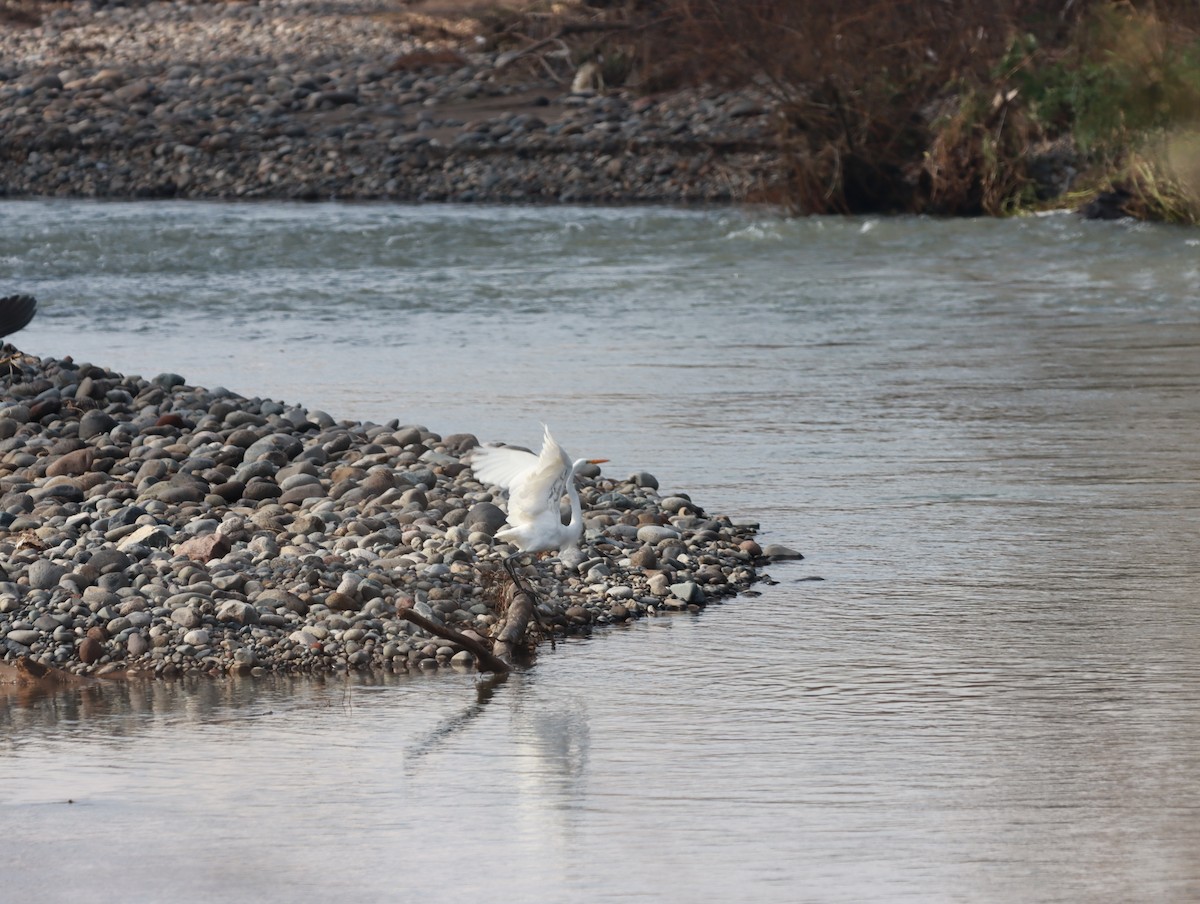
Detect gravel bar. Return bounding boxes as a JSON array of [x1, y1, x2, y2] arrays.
[[0, 0, 780, 203], [0, 348, 771, 678]]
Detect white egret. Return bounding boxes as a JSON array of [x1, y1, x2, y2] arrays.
[[470, 425, 607, 600]]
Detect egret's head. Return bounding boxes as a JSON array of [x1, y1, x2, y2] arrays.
[[572, 457, 608, 478]]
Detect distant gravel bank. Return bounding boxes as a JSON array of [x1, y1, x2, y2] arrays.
[[0, 348, 778, 678], [0, 0, 779, 202]]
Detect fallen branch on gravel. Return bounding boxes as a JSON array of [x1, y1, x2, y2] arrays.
[[398, 604, 511, 674]]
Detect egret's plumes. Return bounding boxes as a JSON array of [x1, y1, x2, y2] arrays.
[[470, 425, 606, 556]]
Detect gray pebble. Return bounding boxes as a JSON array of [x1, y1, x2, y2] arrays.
[[762, 544, 805, 561], [669, 581, 706, 604], [171, 607, 202, 629], [637, 524, 680, 544], [27, 561, 65, 590], [183, 629, 210, 646]]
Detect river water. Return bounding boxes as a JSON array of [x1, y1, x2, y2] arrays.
[[2, 201, 1199, 903]]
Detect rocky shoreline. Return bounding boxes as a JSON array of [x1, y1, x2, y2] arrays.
[[0, 0, 779, 203], [0, 348, 791, 679]]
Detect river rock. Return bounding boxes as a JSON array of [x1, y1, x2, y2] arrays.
[[216, 600, 258, 625], [46, 448, 96, 477], [78, 636, 103, 663], [739, 539, 763, 557], [465, 502, 507, 535], [279, 484, 326, 505], [87, 548, 133, 574], [183, 628, 210, 646], [141, 480, 207, 504], [637, 524, 680, 544], [176, 533, 231, 562], [117, 524, 173, 551], [171, 607, 202, 629], [669, 581, 705, 604], [628, 471, 659, 489], [27, 561, 65, 590], [5, 629, 39, 646], [762, 544, 804, 561], [628, 545, 658, 569], [78, 410, 117, 440]]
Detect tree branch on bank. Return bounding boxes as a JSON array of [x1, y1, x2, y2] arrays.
[[398, 603, 512, 674]]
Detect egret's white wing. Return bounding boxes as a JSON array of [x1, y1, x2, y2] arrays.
[[506, 427, 572, 526], [470, 444, 540, 491]]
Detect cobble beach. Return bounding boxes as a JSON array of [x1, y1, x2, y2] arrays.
[[0, 0, 779, 202], [0, 349, 785, 678]]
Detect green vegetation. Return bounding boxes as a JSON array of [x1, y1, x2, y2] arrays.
[[1002, 4, 1200, 220], [633, 0, 1200, 220]]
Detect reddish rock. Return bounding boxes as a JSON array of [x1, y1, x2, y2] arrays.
[[360, 471, 395, 495], [28, 398, 61, 421], [564, 605, 591, 624], [278, 484, 326, 505], [77, 472, 110, 492], [629, 545, 659, 569], [175, 533, 231, 562], [324, 591, 360, 612], [210, 480, 246, 502], [78, 637, 103, 664], [45, 447, 96, 477], [243, 480, 282, 501], [86, 625, 108, 642]]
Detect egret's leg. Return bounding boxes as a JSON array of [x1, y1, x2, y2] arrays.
[[503, 553, 536, 602], [502, 553, 549, 635]]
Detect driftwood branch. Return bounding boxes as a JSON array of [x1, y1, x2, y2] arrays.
[[492, 585, 536, 662], [398, 605, 511, 674]]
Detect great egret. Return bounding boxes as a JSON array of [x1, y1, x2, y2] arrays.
[[470, 425, 607, 602]]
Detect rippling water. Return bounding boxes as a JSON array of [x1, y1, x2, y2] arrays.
[[2, 201, 1200, 902]]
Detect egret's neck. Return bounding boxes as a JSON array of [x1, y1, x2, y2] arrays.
[[566, 478, 583, 531]]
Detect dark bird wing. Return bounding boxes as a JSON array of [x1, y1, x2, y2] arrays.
[[0, 295, 37, 338]]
